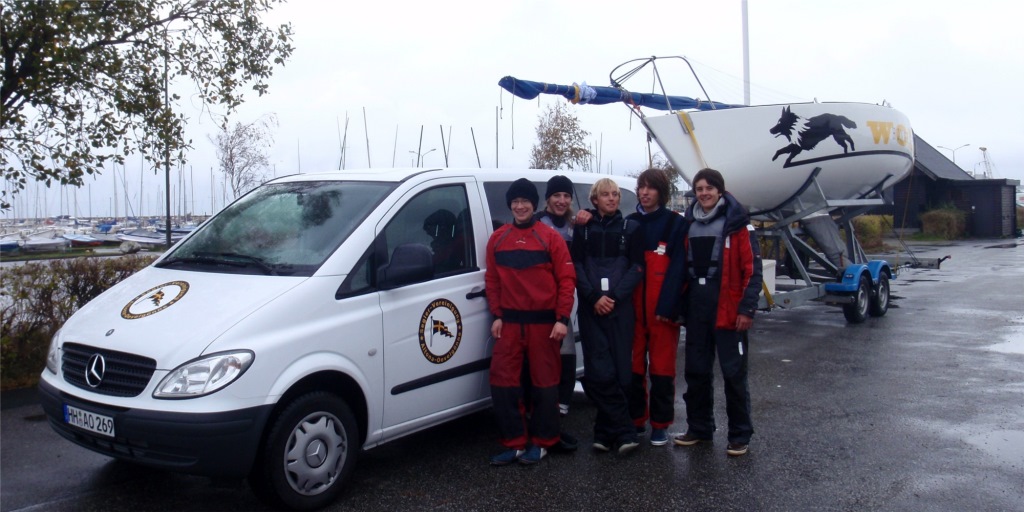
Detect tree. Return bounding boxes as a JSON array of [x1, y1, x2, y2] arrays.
[[211, 114, 276, 198], [529, 102, 592, 172], [0, 1, 294, 210]]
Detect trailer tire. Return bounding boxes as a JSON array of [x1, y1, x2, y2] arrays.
[[249, 392, 358, 511], [869, 274, 890, 317], [842, 274, 870, 323]]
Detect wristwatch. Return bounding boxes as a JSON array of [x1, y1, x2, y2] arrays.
[[558, 316, 571, 326]]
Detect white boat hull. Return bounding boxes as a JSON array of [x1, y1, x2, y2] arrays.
[[643, 102, 914, 215]]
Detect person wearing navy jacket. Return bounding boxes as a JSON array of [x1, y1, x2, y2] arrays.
[[571, 178, 645, 454], [626, 168, 688, 446], [660, 168, 763, 457]]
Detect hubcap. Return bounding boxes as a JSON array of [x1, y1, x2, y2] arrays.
[[284, 412, 347, 496]]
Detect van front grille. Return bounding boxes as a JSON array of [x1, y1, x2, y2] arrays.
[[62, 342, 156, 397]]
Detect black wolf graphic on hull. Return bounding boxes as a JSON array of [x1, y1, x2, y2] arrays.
[[769, 106, 857, 166]]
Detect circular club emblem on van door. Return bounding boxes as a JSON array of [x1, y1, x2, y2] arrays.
[[418, 299, 462, 364], [121, 281, 190, 320]]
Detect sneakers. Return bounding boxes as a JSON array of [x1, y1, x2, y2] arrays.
[[672, 432, 709, 447], [592, 439, 612, 452], [726, 443, 749, 457], [550, 431, 578, 453], [650, 428, 669, 446], [635, 425, 647, 436], [519, 445, 547, 464], [489, 448, 525, 466], [617, 436, 640, 454]]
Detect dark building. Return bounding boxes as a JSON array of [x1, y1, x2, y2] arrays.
[[886, 135, 1019, 238]]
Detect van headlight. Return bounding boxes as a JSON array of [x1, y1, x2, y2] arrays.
[[45, 329, 61, 374], [153, 351, 254, 399]]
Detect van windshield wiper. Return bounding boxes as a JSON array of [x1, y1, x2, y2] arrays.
[[158, 252, 279, 275]]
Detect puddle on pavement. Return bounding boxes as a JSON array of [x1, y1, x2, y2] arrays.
[[983, 243, 1020, 249], [987, 326, 1024, 355], [965, 430, 1024, 467]]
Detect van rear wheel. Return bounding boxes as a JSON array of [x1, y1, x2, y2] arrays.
[[250, 392, 358, 511]]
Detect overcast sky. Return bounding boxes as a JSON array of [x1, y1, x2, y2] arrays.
[[9, 0, 1023, 219]]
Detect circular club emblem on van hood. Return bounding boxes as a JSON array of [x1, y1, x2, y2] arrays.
[[418, 299, 462, 364], [120, 281, 190, 320]]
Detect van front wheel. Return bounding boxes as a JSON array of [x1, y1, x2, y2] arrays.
[[250, 392, 359, 511]]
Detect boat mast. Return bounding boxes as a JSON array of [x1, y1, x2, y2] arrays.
[[742, 0, 751, 106]]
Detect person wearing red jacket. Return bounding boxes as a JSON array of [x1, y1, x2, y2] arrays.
[[486, 178, 577, 466], [662, 168, 763, 457]]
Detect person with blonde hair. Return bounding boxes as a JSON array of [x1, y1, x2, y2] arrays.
[[571, 178, 645, 454]]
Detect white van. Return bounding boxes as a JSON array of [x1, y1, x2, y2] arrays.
[[39, 168, 639, 510]]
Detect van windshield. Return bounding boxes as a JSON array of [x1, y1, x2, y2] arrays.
[[159, 181, 394, 276]]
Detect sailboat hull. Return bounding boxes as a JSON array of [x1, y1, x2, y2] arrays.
[[643, 102, 914, 214]]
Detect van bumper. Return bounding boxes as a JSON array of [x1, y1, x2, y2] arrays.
[[38, 379, 274, 479]]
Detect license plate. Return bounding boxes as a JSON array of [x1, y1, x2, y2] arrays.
[[64, 404, 115, 437]]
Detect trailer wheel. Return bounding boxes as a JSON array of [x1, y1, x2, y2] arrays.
[[842, 274, 870, 323], [249, 392, 358, 511], [869, 274, 890, 317]]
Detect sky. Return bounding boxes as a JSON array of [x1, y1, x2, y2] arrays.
[[6, 0, 1023, 219]]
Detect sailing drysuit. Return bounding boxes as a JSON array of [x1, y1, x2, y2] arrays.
[[660, 191, 762, 445], [571, 209, 644, 446], [625, 205, 687, 431], [485, 218, 576, 450], [536, 210, 577, 413]]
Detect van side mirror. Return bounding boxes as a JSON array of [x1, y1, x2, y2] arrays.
[[377, 243, 434, 289]]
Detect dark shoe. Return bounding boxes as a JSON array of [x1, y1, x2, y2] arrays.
[[673, 432, 710, 447], [550, 431, 578, 453], [592, 439, 612, 452], [635, 425, 647, 435], [489, 448, 525, 466], [617, 437, 640, 454], [726, 443, 749, 457], [650, 428, 669, 446], [519, 445, 547, 464]]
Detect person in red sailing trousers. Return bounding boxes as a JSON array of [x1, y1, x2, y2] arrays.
[[486, 178, 577, 466], [626, 168, 688, 447]]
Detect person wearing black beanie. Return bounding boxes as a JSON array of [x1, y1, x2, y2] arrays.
[[545, 175, 574, 201], [505, 178, 539, 211], [486, 177, 576, 466]]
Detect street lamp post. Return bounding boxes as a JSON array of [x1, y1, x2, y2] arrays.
[[420, 148, 437, 167], [408, 148, 437, 167], [937, 143, 970, 164]]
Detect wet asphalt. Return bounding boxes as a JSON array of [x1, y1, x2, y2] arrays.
[[2, 239, 1022, 512]]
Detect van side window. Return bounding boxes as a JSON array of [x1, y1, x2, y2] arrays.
[[339, 184, 474, 298]]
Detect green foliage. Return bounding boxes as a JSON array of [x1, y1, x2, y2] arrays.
[[529, 103, 592, 172], [852, 215, 892, 252], [0, 255, 156, 390], [1, 0, 295, 209], [920, 207, 967, 239]]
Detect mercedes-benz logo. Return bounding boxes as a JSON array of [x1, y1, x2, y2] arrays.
[[85, 354, 106, 388]]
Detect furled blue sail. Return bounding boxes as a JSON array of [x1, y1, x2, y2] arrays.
[[498, 76, 739, 111]]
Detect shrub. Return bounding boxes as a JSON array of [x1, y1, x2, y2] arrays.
[[0, 255, 156, 390], [919, 207, 967, 239], [851, 215, 892, 252]]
